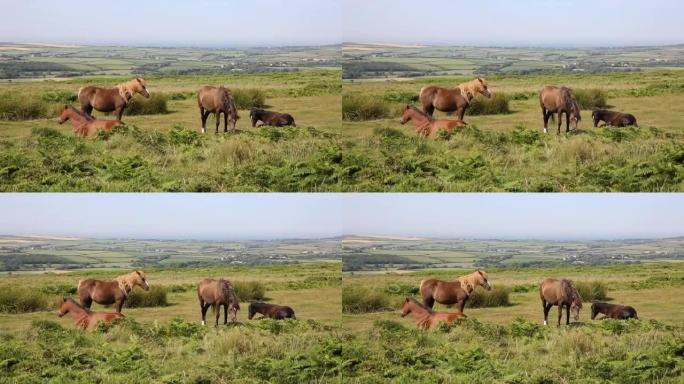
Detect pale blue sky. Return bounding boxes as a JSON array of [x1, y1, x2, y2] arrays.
[[344, 0, 684, 46], [0, 0, 341, 47], [0, 194, 681, 240]]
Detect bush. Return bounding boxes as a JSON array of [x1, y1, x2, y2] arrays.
[[383, 91, 418, 104], [0, 286, 51, 313], [233, 281, 266, 301], [342, 285, 393, 313], [466, 285, 511, 308], [575, 281, 609, 301], [124, 286, 168, 308], [342, 93, 392, 121], [41, 90, 77, 104], [168, 125, 202, 146], [124, 93, 168, 115], [0, 92, 48, 120], [574, 89, 608, 109], [384, 283, 419, 296], [466, 93, 511, 115], [233, 89, 266, 110], [41, 284, 77, 296]]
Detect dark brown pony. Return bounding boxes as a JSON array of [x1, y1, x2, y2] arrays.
[[591, 109, 637, 127], [540, 278, 583, 326], [250, 108, 296, 127], [400, 297, 466, 330], [197, 86, 239, 134], [77, 270, 149, 313], [591, 302, 638, 320], [58, 297, 124, 330], [399, 105, 466, 138], [539, 86, 582, 134], [78, 77, 149, 120], [247, 302, 296, 320], [197, 278, 240, 326], [419, 78, 492, 120], [419, 270, 492, 312], [58, 105, 123, 137]]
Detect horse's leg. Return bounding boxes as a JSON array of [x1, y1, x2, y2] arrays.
[[423, 103, 435, 117], [566, 304, 571, 325], [80, 292, 93, 309], [422, 291, 435, 309], [458, 107, 465, 122], [223, 304, 228, 325], [542, 108, 550, 134], [215, 112, 220, 134], [215, 305, 220, 326], [82, 104, 94, 119], [200, 107, 208, 134], [565, 112, 570, 133], [200, 302, 209, 325], [557, 112, 563, 135], [116, 299, 125, 313], [542, 301, 551, 326], [224, 112, 228, 133], [116, 107, 124, 122], [459, 298, 466, 313], [557, 305, 563, 326]]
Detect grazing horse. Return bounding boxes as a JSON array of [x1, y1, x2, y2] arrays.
[[399, 105, 466, 138], [197, 86, 239, 134], [400, 297, 466, 330], [591, 109, 638, 127], [419, 78, 492, 120], [197, 278, 240, 326], [57, 105, 123, 137], [591, 302, 638, 320], [250, 108, 296, 127], [540, 278, 583, 326], [58, 297, 124, 330], [77, 270, 149, 313], [539, 86, 582, 134], [78, 77, 150, 121], [419, 270, 492, 312], [247, 302, 296, 320]]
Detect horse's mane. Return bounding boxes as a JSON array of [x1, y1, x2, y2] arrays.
[[406, 105, 434, 121], [457, 78, 487, 100], [117, 78, 146, 101], [63, 297, 92, 314], [219, 279, 240, 309], [457, 270, 486, 293], [560, 279, 582, 305], [115, 271, 144, 295]]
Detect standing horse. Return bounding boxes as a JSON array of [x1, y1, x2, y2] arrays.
[[197, 278, 240, 326], [77, 270, 149, 313], [539, 86, 582, 134], [419, 270, 492, 312], [78, 77, 150, 121], [58, 297, 124, 330], [540, 278, 583, 326], [58, 105, 123, 137], [399, 105, 466, 138], [591, 302, 638, 320], [247, 302, 296, 320], [400, 297, 466, 330], [249, 108, 296, 127], [591, 109, 638, 127], [197, 86, 239, 134], [419, 78, 492, 120]]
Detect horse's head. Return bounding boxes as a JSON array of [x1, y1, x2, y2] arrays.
[[399, 105, 413, 124], [247, 303, 256, 320], [229, 301, 240, 322], [591, 110, 601, 127], [590, 302, 599, 320], [476, 270, 492, 290], [571, 297, 583, 321], [57, 105, 71, 124], [134, 270, 150, 291], [400, 297, 413, 317], [57, 298, 70, 317], [571, 103, 582, 130], [135, 78, 150, 98], [476, 78, 492, 98]]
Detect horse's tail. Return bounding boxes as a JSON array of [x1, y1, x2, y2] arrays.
[[419, 86, 430, 101], [77, 279, 85, 291]]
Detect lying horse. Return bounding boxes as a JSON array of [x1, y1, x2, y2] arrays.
[[539, 86, 582, 134], [197, 86, 239, 134], [78, 77, 149, 120], [591, 302, 638, 320], [248, 302, 296, 320], [591, 109, 637, 127], [58, 105, 123, 137], [540, 278, 582, 326], [77, 270, 150, 313], [419, 77, 492, 120], [197, 278, 240, 326], [249, 108, 296, 127], [400, 297, 466, 330], [419, 270, 492, 312], [58, 297, 123, 330], [399, 105, 466, 138]]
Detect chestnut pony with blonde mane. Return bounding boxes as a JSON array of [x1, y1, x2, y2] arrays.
[[78, 77, 150, 121], [419, 78, 492, 120], [77, 270, 150, 313], [400, 297, 466, 330], [58, 297, 124, 330], [540, 278, 583, 326], [419, 270, 492, 312]]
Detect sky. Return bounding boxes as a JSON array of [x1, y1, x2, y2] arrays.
[[0, 0, 341, 47], [344, 0, 684, 47], [0, 194, 681, 240]]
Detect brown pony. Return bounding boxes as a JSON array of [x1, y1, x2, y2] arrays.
[[400, 297, 466, 330], [591, 302, 638, 320], [419, 78, 492, 120], [58, 297, 124, 330], [539, 86, 582, 134], [58, 105, 123, 137], [197, 278, 240, 326], [247, 302, 296, 320], [399, 105, 466, 138], [540, 278, 583, 326], [78, 77, 149, 120], [591, 109, 637, 127], [77, 270, 150, 313], [250, 108, 296, 127], [419, 270, 492, 312], [197, 86, 239, 134]]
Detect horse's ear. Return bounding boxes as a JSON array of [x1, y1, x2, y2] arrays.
[[64, 105, 69, 110], [63, 297, 67, 302]]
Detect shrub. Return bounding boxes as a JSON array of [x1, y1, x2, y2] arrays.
[[575, 281, 609, 301], [383, 91, 418, 104], [41, 90, 77, 104], [383, 283, 419, 296], [466, 285, 511, 308], [574, 89, 608, 109], [510, 125, 542, 145], [124, 93, 168, 115], [0, 92, 48, 120], [168, 125, 202, 146], [41, 284, 77, 296], [0, 286, 51, 313], [509, 317, 545, 338], [124, 286, 168, 308], [342, 93, 391, 121], [342, 285, 393, 313], [233, 89, 266, 109], [233, 281, 266, 301], [466, 93, 511, 115]]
